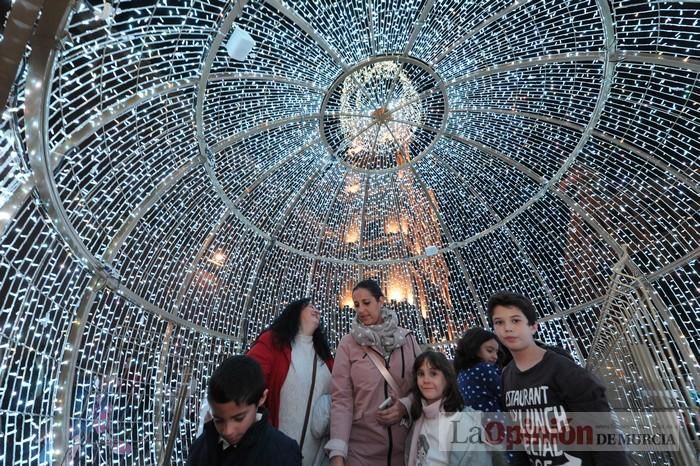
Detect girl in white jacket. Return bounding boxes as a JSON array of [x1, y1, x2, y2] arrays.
[[406, 351, 493, 466]]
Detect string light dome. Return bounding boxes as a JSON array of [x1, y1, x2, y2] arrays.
[[0, 0, 698, 464]]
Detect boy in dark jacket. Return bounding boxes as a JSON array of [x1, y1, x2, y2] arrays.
[[188, 355, 301, 466], [487, 291, 629, 466]]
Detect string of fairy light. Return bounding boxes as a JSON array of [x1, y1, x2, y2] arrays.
[[0, 0, 698, 464]]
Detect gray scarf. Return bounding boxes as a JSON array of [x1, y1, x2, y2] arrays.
[[350, 307, 406, 357]]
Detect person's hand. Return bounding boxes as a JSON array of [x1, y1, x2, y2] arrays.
[[376, 398, 407, 426], [330, 456, 345, 466]]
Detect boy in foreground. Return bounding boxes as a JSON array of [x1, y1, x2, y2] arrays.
[[188, 355, 301, 466], [488, 291, 629, 466]]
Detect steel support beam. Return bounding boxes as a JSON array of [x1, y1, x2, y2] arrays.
[[450, 107, 698, 192], [430, 0, 534, 65], [0, 0, 46, 106], [403, 0, 433, 56], [264, 0, 348, 71]]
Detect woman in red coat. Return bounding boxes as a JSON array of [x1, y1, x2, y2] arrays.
[[247, 298, 334, 466]]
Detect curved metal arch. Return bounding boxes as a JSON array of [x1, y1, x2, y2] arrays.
[[304, 170, 354, 294], [211, 113, 321, 154], [383, 52, 608, 120], [231, 136, 322, 204], [430, 0, 618, 260], [195, 97, 695, 267], [103, 158, 201, 260], [381, 122, 441, 256], [54, 275, 104, 466], [188, 0, 625, 270], [205, 119, 379, 253], [317, 54, 449, 175], [403, 69, 614, 273], [429, 0, 536, 65], [432, 153, 544, 322], [445, 51, 608, 87], [191, 0, 336, 280], [38, 0, 698, 278], [20, 4, 128, 464], [368, 0, 438, 117], [47, 53, 699, 189], [616, 52, 700, 73], [450, 107, 698, 192], [380, 114, 487, 329], [208, 72, 327, 93], [427, 150, 561, 326], [238, 238, 274, 343], [237, 158, 362, 342], [186, 118, 633, 270], [389, 120, 546, 182], [407, 163, 489, 329], [21, 0, 688, 294], [21, 5, 249, 461], [367, 1, 376, 56], [195, 0, 249, 160], [228, 116, 379, 236], [50, 72, 324, 170], [50, 77, 199, 166], [532, 245, 700, 350], [264, 0, 349, 72], [237, 158, 336, 342], [152, 209, 232, 454], [0, 0, 45, 106], [403, 0, 434, 56], [241, 24, 616, 266], [26, 5, 109, 276], [10, 1, 699, 465]]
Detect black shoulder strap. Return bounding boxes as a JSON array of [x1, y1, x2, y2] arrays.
[[298, 353, 318, 450]]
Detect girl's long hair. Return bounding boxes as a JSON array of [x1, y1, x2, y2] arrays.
[[454, 327, 498, 372], [260, 298, 332, 361], [410, 351, 464, 420]]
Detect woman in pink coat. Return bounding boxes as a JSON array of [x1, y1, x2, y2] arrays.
[[327, 279, 422, 466]]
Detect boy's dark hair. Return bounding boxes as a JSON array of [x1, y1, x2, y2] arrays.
[[260, 298, 333, 361], [208, 355, 265, 405], [454, 327, 499, 372], [353, 278, 384, 300], [410, 351, 464, 421], [486, 291, 537, 326]]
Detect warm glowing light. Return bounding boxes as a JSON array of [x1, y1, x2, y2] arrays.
[[339, 61, 422, 156], [400, 218, 409, 234], [386, 275, 414, 305], [345, 226, 359, 243], [387, 284, 405, 302], [385, 219, 400, 234], [208, 251, 226, 266], [340, 294, 354, 308]]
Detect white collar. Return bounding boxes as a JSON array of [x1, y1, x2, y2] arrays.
[[219, 436, 232, 450]]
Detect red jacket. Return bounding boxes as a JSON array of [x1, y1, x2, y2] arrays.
[[247, 330, 334, 427]]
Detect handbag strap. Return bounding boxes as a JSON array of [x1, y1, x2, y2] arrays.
[[364, 348, 401, 397], [299, 352, 318, 450]]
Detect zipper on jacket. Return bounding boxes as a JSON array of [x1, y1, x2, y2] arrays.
[[386, 425, 392, 466]]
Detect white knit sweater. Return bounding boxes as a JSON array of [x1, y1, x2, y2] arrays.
[[279, 333, 331, 466]]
